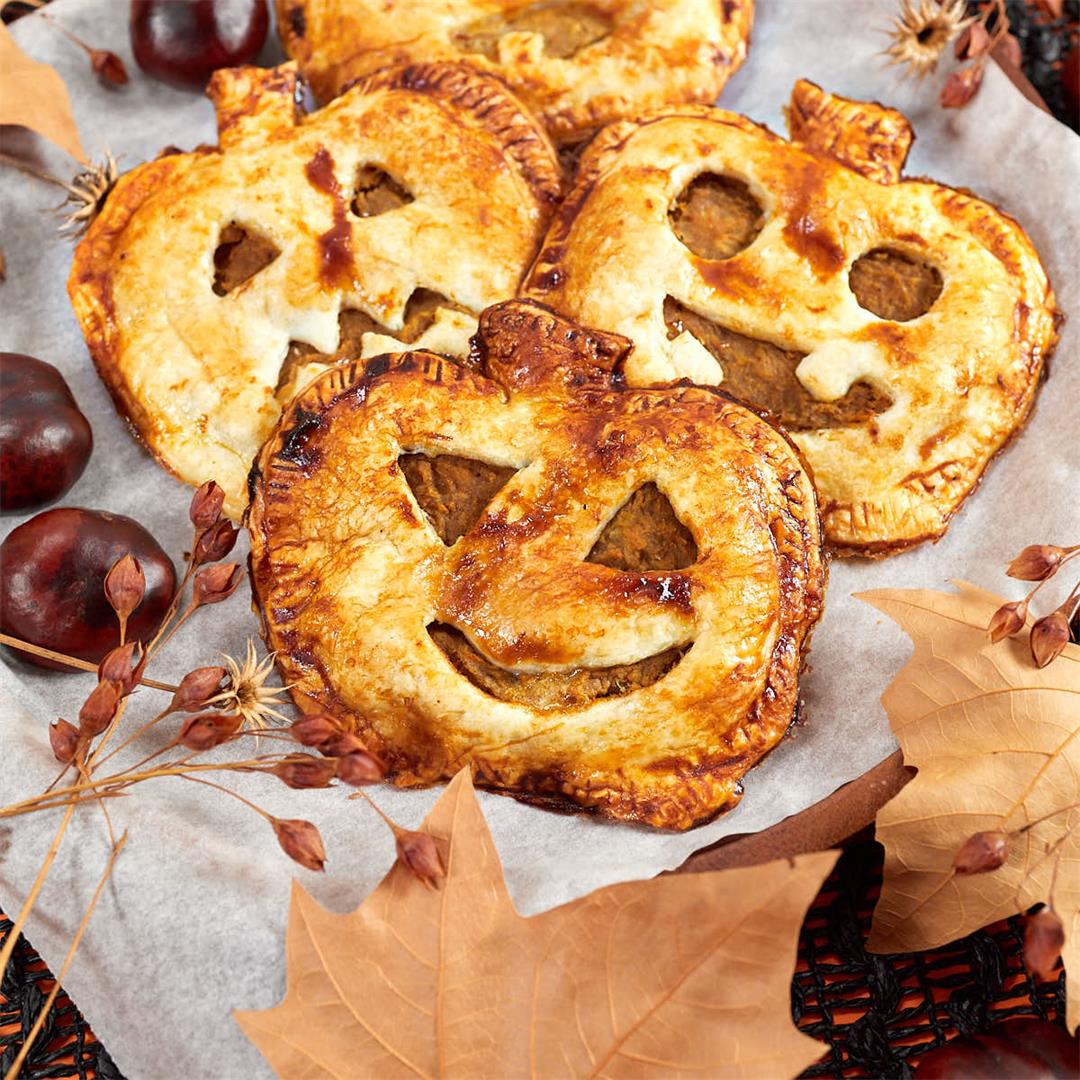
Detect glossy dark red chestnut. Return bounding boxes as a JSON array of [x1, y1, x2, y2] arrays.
[[1, 353, 93, 512], [130, 0, 269, 89], [0, 508, 176, 670], [914, 1018, 1078, 1078]]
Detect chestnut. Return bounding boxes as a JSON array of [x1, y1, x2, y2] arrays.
[[130, 0, 269, 90], [1, 353, 93, 512], [1, 508, 176, 670]]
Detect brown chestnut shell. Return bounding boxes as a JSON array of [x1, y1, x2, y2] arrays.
[[0, 507, 176, 670]]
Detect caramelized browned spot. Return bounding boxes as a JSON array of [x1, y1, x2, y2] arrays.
[[277, 291, 474, 396], [849, 248, 942, 321], [670, 174, 764, 261], [455, 2, 613, 60], [400, 453, 516, 545], [212, 223, 280, 296], [587, 483, 697, 571], [430, 624, 687, 710], [351, 164, 414, 218], [664, 297, 892, 431]]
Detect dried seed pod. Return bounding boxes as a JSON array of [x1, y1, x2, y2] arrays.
[[1007, 544, 1067, 581], [97, 641, 140, 694], [49, 718, 80, 763], [291, 713, 343, 749], [169, 666, 227, 713], [272, 817, 326, 872], [394, 828, 445, 889], [91, 48, 128, 85], [337, 750, 385, 787], [1023, 908, 1064, 982], [78, 678, 122, 737], [1030, 610, 1070, 669], [988, 598, 1027, 643], [103, 553, 145, 622], [321, 731, 368, 758], [192, 562, 243, 606], [940, 63, 984, 109], [953, 830, 1008, 874], [271, 755, 338, 790], [194, 519, 238, 565], [954, 21, 990, 61], [177, 711, 241, 751], [189, 480, 225, 529]]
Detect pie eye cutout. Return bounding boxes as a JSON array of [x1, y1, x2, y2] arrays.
[[350, 163, 414, 218], [428, 622, 688, 709], [664, 298, 892, 430], [250, 299, 827, 827], [400, 452, 518, 546], [455, 2, 614, 61], [277, 291, 474, 400], [849, 247, 943, 321], [586, 483, 698, 571], [669, 173, 765, 261], [211, 223, 280, 295]]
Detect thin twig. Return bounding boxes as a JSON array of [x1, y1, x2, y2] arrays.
[[0, 633, 177, 693], [0, 802, 75, 981], [3, 832, 128, 1080], [179, 773, 273, 820]]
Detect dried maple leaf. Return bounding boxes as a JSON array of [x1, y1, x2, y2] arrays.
[[236, 771, 836, 1078], [0, 23, 86, 163], [859, 582, 1080, 1032]]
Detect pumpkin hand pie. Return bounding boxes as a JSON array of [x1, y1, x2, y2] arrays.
[[523, 80, 1059, 555], [275, 0, 753, 146], [248, 300, 826, 829], [68, 61, 561, 520]]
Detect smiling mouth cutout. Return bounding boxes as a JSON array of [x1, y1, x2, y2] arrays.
[[402, 456, 697, 709]]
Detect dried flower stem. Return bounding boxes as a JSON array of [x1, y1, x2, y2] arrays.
[[0, 632, 178, 692], [178, 773, 274, 821], [2, 831, 127, 1080], [0, 802, 75, 984], [0, 150, 81, 192], [0, 757, 297, 821]]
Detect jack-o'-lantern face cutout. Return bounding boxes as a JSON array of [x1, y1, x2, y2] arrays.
[[275, 0, 753, 146], [524, 80, 1059, 555], [248, 301, 826, 829], [69, 62, 561, 520]]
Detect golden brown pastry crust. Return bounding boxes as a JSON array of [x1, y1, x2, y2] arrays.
[[68, 61, 561, 520], [523, 81, 1059, 556], [248, 300, 826, 829], [275, 0, 754, 144]]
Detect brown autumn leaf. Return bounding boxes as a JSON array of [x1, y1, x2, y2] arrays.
[[236, 770, 836, 1078], [858, 582, 1080, 1033], [0, 23, 86, 163]]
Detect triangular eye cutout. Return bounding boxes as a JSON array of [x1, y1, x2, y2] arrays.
[[400, 453, 517, 546], [587, 483, 697, 572], [212, 222, 280, 295]]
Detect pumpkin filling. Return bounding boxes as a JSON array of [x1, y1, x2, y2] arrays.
[[664, 297, 893, 430], [351, 164, 413, 218], [455, 2, 613, 60], [404, 457, 692, 707], [849, 247, 943, 321], [670, 173, 765, 261], [211, 223, 280, 295], [278, 289, 472, 395]]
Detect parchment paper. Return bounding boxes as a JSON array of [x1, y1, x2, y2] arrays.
[[1, 1, 1077, 1076]]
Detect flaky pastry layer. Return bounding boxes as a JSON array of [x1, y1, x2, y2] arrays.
[[248, 301, 826, 829], [522, 81, 1059, 555], [68, 61, 561, 519], [276, 0, 753, 144]]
